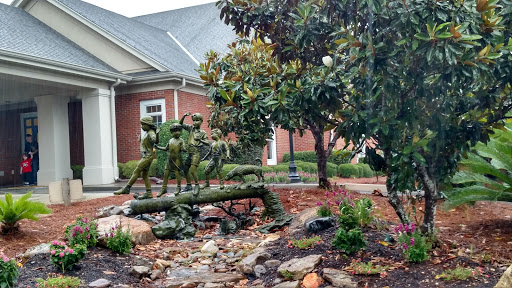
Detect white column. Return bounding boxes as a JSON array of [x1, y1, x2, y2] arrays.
[[81, 89, 115, 185], [34, 95, 73, 185]]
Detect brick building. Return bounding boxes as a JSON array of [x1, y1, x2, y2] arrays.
[[0, 0, 342, 187]]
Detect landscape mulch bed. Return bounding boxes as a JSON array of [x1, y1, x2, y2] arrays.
[[1, 183, 512, 288]]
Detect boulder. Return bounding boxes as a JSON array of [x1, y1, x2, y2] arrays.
[[21, 243, 51, 261], [495, 264, 512, 288], [277, 255, 323, 280], [88, 278, 111, 288], [257, 233, 281, 247], [322, 268, 357, 288], [130, 266, 151, 278], [254, 264, 267, 278], [97, 215, 156, 246], [288, 208, 318, 236], [236, 248, 271, 274], [264, 259, 281, 268], [154, 259, 173, 272], [273, 281, 300, 288], [150, 269, 162, 281], [302, 273, 323, 288], [304, 217, 335, 235], [161, 271, 245, 288], [201, 240, 219, 257]]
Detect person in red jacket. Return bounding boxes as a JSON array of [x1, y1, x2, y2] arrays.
[[20, 153, 32, 185]]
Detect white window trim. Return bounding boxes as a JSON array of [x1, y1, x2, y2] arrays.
[[140, 98, 166, 126], [266, 127, 277, 166]]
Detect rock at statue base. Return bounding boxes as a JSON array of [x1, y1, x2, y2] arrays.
[[96, 215, 156, 246]]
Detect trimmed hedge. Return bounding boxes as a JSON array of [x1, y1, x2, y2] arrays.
[[356, 163, 374, 178], [119, 159, 158, 179], [282, 150, 353, 165], [71, 165, 84, 180], [327, 162, 338, 178], [337, 163, 360, 178]]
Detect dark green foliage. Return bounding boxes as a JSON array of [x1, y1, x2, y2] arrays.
[[0, 192, 52, 233], [355, 163, 375, 178], [327, 162, 338, 178], [119, 159, 158, 179], [0, 252, 19, 288], [70, 165, 84, 180], [65, 216, 98, 247], [283, 151, 352, 165], [271, 163, 303, 173], [332, 228, 365, 254], [221, 164, 240, 179], [261, 166, 273, 173], [337, 164, 360, 178], [50, 242, 87, 273], [225, 142, 263, 165], [106, 223, 133, 254], [443, 127, 512, 209], [337, 201, 358, 230]]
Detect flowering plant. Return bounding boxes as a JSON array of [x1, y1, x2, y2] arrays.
[[65, 215, 98, 247], [49, 241, 87, 273], [35, 273, 82, 288], [106, 222, 132, 254], [0, 251, 21, 288], [395, 222, 429, 263], [286, 235, 322, 249], [346, 258, 389, 278], [436, 266, 488, 281]]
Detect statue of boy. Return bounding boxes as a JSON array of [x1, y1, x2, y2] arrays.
[[179, 112, 209, 195], [156, 123, 185, 197], [201, 129, 230, 189], [114, 116, 157, 199]]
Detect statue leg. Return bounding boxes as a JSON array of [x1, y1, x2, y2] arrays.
[[137, 170, 153, 199], [202, 160, 214, 189], [157, 169, 170, 197], [217, 160, 224, 189], [189, 165, 200, 196], [114, 164, 140, 195], [174, 168, 182, 196], [182, 155, 193, 192]]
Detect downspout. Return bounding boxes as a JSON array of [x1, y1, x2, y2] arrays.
[[110, 78, 122, 181], [174, 78, 186, 119]]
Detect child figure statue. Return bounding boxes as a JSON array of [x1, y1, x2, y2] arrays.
[[114, 116, 157, 200], [179, 112, 209, 195], [201, 129, 230, 189], [156, 123, 185, 197]]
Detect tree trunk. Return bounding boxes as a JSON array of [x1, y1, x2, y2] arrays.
[[384, 149, 410, 224], [130, 183, 286, 219], [416, 164, 438, 235], [310, 124, 330, 189]]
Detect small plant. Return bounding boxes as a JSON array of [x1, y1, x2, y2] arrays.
[[332, 227, 365, 255], [65, 215, 98, 247], [106, 222, 133, 254], [0, 251, 21, 288], [286, 235, 322, 249], [395, 223, 429, 263], [354, 197, 374, 227], [49, 241, 87, 273], [280, 269, 294, 280], [35, 273, 82, 288], [317, 200, 333, 217], [0, 192, 52, 233], [347, 258, 389, 277], [436, 266, 486, 281]]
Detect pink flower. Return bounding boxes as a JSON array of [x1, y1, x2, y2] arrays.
[[86, 235, 90, 240], [68, 249, 73, 254], [85, 227, 89, 231], [403, 244, 409, 250], [59, 252, 65, 258], [317, 201, 323, 206], [2, 256, 9, 263], [410, 222, 415, 232], [110, 232, 114, 238], [51, 250, 56, 255], [52, 240, 59, 245], [394, 226, 399, 233], [410, 238, 415, 246], [327, 200, 331, 205], [398, 223, 403, 232], [60, 242, 65, 246]]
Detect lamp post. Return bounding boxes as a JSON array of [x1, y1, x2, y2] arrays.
[[288, 131, 301, 183]]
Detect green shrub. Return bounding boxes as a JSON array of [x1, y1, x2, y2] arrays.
[[332, 227, 365, 254], [226, 142, 263, 165], [272, 163, 303, 173], [106, 223, 133, 254], [221, 164, 240, 179], [437, 266, 485, 281], [282, 150, 353, 165], [119, 159, 158, 179], [338, 200, 358, 230], [355, 163, 374, 178], [70, 165, 84, 180], [0, 192, 52, 233], [261, 166, 273, 173], [36, 274, 82, 288], [354, 198, 374, 228], [337, 164, 360, 178], [295, 161, 317, 173], [154, 120, 190, 178], [0, 251, 20, 287], [395, 223, 429, 263], [354, 165, 364, 178], [327, 162, 338, 178], [196, 160, 209, 180]]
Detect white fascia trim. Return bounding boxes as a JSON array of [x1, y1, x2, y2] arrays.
[[166, 32, 200, 66], [129, 72, 204, 87], [46, 0, 169, 72], [0, 49, 130, 82]]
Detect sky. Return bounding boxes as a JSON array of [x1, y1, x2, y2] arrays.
[[0, 0, 218, 17]]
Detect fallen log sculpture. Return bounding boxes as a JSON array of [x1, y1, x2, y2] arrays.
[[130, 182, 293, 237]]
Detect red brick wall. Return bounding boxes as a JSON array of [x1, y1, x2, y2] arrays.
[[0, 107, 35, 186]]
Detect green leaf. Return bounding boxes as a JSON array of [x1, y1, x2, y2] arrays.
[[414, 33, 430, 41], [437, 32, 453, 39], [460, 34, 483, 41]]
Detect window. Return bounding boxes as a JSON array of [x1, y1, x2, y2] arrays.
[[140, 99, 166, 127], [266, 127, 277, 165]]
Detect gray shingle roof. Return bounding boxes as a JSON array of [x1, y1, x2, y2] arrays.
[[133, 3, 238, 63], [0, 3, 118, 73], [54, 0, 200, 77]]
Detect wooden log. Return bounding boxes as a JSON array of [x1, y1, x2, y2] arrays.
[[130, 182, 287, 219]]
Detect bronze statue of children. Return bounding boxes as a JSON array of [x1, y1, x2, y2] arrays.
[[179, 112, 209, 195], [202, 129, 230, 189], [156, 123, 185, 197], [114, 116, 157, 200]]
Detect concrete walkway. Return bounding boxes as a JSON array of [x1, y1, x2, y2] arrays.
[[1, 181, 387, 205]]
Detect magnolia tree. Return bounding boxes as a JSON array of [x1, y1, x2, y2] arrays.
[[335, 0, 512, 233], [199, 1, 352, 188]]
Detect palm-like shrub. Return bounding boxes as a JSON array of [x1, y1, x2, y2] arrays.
[[442, 127, 512, 209], [0, 192, 52, 233]]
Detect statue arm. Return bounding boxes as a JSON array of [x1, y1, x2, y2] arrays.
[[224, 142, 231, 159], [202, 146, 212, 161], [179, 113, 190, 125]]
